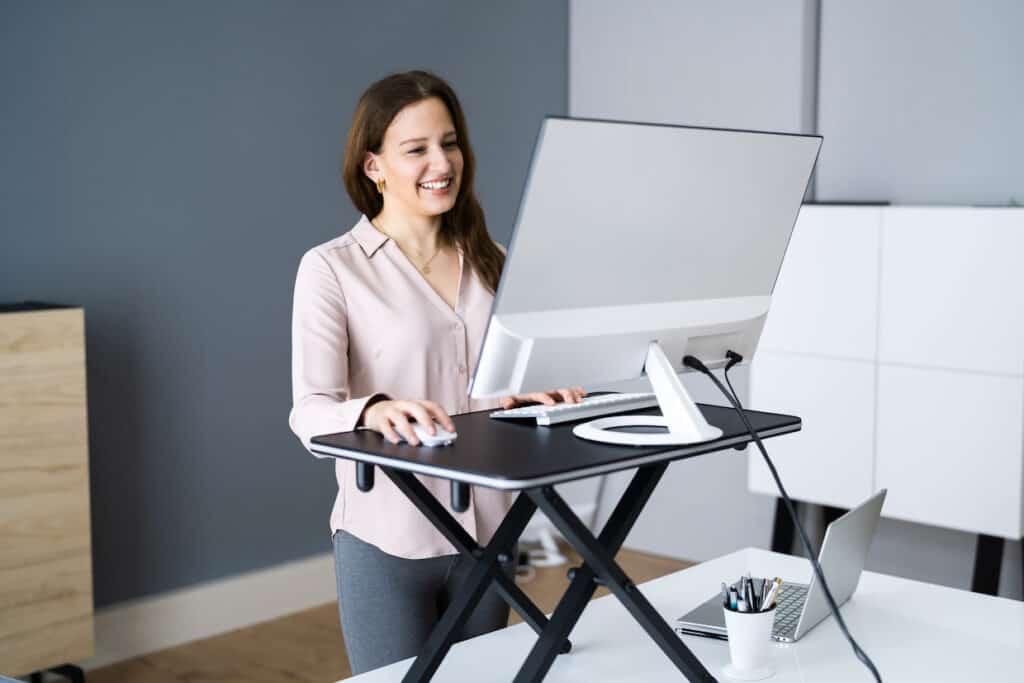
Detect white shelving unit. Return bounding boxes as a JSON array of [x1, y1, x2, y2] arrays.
[[749, 205, 1024, 592]]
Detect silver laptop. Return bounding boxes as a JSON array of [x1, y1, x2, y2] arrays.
[[676, 489, 886, 643]]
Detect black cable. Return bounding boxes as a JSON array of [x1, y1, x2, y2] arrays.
[[684, 352, 883, 683]]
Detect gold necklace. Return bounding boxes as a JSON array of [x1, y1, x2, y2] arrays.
[[373, 220, 442, 274], [418, 247, 442, 274]]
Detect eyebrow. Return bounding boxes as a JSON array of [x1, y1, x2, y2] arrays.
[[399, 131, 458, 146]]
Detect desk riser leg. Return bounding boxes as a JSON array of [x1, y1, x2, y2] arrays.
[[493, 571, 567, 645], [383, 470, 564, 643], [383, 470, 479, 556], [513, 464, 669, 683], [401, 494, 537, 683], [513, 564, 598, 683], [530, 486, 716, 683]]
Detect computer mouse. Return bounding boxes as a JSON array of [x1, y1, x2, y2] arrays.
[[404, 422, 458, 447]]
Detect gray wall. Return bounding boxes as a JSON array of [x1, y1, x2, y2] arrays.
[[816, 0, 1024, 204], [570, 0, 1022, 600], [0, 1, 567, 607]]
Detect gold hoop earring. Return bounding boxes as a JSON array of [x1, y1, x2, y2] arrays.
[[375, 178, 385, 194]]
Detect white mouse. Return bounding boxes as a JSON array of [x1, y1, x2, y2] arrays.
[[403, 422, 458, 447]]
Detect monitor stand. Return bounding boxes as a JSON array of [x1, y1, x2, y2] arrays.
[[573, 341, 724, 446]]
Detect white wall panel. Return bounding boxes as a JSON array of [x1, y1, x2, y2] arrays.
[[878, 208, 1024, 376], [760, 205, 880, 360], [876, 365, 1023, 538], [749, 352, 875, 508]]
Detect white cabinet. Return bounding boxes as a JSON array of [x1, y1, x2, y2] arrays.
[[875, 365, 1023, 538], [878, 208, 1024, 375], [749, 205, 1024, 541], [750, 205, 880, 511], [749, 353, 875, 509], [758, 205, 881, 360]]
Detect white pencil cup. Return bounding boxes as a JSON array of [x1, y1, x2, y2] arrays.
[[722, 603, 776, 680]]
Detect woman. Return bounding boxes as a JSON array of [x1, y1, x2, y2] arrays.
[[289, 71, 584, 674]]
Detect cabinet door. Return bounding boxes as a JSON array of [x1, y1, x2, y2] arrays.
[[759, 205, 881, 361], [878, 207, 1024, 375], [876, 365, 1023, 538], [749, 352, 875, 508], [0, 309, 94, 674]]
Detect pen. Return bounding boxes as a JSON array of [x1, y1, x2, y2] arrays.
[[762, 578, 782, 610], [760, 578, 769, 610], [729, 588, 738, 610], [737, 599, 749, 613], [721, 582, 730, 608]]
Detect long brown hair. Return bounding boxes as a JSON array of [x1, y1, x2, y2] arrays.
[[342, 71, 504, 294]]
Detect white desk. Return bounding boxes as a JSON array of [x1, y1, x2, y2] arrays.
[[342, 547, 1024, 682]]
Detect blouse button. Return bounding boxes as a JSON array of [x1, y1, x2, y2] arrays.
[[458, 364, 467, 374]]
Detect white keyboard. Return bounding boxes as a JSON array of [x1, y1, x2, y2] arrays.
[[489, 392, 658, 426]]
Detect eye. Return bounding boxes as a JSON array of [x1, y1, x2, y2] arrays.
[[407, 147, 426, 155], [443, 140, 458, 149]]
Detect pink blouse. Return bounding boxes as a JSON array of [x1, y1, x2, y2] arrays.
[[289, 215, 511, 559]]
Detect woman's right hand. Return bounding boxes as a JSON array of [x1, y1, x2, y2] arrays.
[[361, 399, 455, 446]]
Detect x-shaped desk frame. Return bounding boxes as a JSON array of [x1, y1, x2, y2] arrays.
[[367, 462, 717, 682]]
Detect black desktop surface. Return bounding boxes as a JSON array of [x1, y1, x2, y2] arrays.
[[311, 403, 801, 489]]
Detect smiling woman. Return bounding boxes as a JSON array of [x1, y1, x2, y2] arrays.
[[341, 71, 501, 294], [288, 71, 583, 675]]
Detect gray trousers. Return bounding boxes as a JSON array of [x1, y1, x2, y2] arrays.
[[333, 530, 514, 675]]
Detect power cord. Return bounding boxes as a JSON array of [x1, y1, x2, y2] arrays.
[[683, 351, 883, 683]]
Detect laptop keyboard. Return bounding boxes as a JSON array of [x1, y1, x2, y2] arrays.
[[771, 582, 808, 640]]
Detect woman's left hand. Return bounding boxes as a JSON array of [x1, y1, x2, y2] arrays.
[[499, 387, 586, 410]]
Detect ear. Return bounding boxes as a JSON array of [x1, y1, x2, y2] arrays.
[[363, 152, 382, 183]]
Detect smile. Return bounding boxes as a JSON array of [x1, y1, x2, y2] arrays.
[[419, 177, 452, 190]]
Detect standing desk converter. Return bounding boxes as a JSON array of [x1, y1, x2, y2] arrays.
[[311, 404, 801, 682]]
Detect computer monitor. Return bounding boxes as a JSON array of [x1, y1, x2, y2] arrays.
[[469, 117, 821, 446]]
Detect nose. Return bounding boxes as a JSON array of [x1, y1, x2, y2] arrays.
[[428, 144, 453, 173]]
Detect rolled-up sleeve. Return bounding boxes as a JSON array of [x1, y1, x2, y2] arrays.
[[289, 249, 385, 455]]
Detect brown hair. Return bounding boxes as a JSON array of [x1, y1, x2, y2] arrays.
[[342, 71, 505, 294]]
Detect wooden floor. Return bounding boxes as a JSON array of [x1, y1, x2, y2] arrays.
[[86, 546, 692, 683]]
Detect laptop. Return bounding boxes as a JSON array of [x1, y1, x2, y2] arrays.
[[676, 489, 886, 643]]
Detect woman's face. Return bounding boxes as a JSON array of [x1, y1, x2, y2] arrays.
[[366, 96, 464, 220]]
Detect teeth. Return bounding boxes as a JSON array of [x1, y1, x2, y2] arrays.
[[419, 178, 451, 190]]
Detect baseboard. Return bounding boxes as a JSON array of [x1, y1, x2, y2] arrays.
[[80, 501, 597, 671], [81, 551, 337, 670]]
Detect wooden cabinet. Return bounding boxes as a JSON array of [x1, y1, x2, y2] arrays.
[[0, 304, 94, 676], [748, 206, 1024, 542]]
